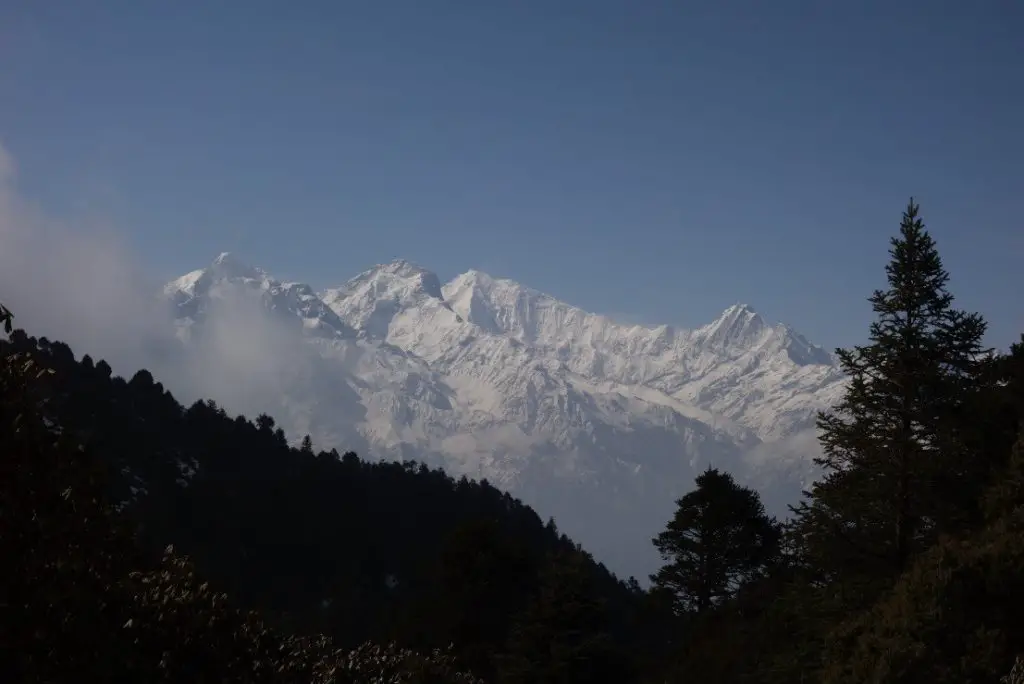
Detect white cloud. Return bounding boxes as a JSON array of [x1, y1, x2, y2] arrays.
[[0, 142, 159, 369], [0, 139, 311, 422]]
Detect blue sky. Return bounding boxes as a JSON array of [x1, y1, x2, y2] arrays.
[[1, 0, 1021, 349]]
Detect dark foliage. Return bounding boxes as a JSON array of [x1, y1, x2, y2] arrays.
[[637, 201, 1024, 683], [497, 548, 634, 683], [4, 198, 1024, 683], [797, 199, 988, 591], [0, 317, 483, 682], [651, 467, 780, 614], [821, 503, 1024, 684], [1, 318, 645, 681]]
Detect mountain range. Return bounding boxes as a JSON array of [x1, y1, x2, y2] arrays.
[[160, 252, 848, 580]]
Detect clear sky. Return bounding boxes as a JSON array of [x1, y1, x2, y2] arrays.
[[1, 0, 1021, 350]]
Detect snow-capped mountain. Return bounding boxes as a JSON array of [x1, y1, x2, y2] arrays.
[[160, 254, 848, 580]]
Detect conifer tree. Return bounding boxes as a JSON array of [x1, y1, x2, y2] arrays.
[[651, 467, 780, 614], [497, 549, 631, 684], [795, 199, 988, 592], [0, 301, 12, 334], [418, 518, 537, 678], [985, 429, 1024, 520]]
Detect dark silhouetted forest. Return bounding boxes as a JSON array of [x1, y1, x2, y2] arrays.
[[3, 199, 1024, 682]]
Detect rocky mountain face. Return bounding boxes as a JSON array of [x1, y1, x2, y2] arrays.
[[159, 253, 848, 580]]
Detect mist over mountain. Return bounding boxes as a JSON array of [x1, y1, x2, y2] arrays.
[[0, 146, 847, 578], [155, 252, 847, 579]]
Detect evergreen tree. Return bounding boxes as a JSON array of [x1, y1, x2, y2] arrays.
[[497, 549, 632, 684], [0, 300, 12, 334], [820, 504, 1024, 684], [301, 434, 314, 453], [3, 311, 644, 681], [975, 335, 1024, 499], [1, 303, 487, 682], [795, 198, 988, 595], [403, 517, 539, 678], [985, 429, 1024, 520], [651, 467, 780, 614]]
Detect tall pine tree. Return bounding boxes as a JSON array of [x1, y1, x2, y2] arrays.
[[794, 198, 988, 597]]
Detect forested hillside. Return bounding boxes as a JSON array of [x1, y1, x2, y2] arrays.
[[0, 315, 659, 681], [3, 200, 1024, 682]]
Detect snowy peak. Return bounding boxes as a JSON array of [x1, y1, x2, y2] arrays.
[[688, 303, 833, 366], [159, 254, 848, 579], [721, 302, 762, 322], [442, 269, 509, 335], [325, 260, 445, 305], [209, 251, 265, 280], [370, 259, 445, 299], [163, 253, 264, 302], [696, 303, 769, 351], [163, 268, 206, 300], [321, 259, 453, 340], [164, 255, 841, 438], [163, 253, 355, 340], [442, 269, 588, 344], [771, 325, 835, 366]]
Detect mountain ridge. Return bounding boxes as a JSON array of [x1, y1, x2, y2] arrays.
[[159, 253, 847, 579]]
